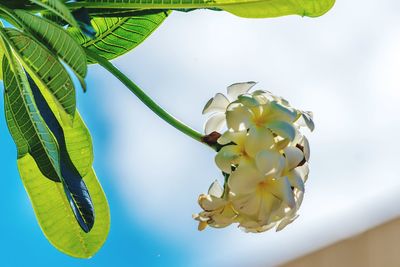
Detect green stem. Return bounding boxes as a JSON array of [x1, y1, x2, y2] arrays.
[[85, 49, 207, 146]]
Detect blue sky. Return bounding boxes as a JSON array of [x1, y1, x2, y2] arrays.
[[2, 1, 400, 266]]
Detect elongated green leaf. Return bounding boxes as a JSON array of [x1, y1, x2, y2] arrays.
[[31, 0, 80, 28], [64, 113, 94, 176], [41, 11, 67, 26], [0, 28, 76, 118], [4, 84, 29, 157], [28, 74, 95, 232], [0, 48, 4, 80], [18, 155, 110, 258], [37, 74, 94, 177], [69, 12, 168, 62], [14, 9, 88, 90], [3, 56, 61, 182], [69, 0, 335, 18], [3, 53, 95, 232]]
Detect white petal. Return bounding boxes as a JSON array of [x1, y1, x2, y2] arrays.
[[208, 180, 224, 197], [215, 145, 240, 173], [269, 101, 298, 122], [228, 163, 262, 195], [202, 93, 230, 114], [270, 177, 295, 208], [237, 94, 259, 107], [239, 215, 262, 229], [300, 136, 311, 162], [295, 190, 304, 208], [296, 111, 315, 131], [276, 214, 299, 232], [295, 163, 310, 182], [204, 113, 226, 134], [198, 195, 226, 211], [252, 90, 269, 104], [234, 194, 261, 216], [226, 104, 252, 131], [217, 130, 247, 146], [288, 171, 305, 192], [258, 194, 279, 224], [267, 121, 296, 141], [255, 149, 282, 175], [284, 146, 304, 170], [245, 126, 275, 157], [212, 207, 237, 226], [227, 81, 256, 100]]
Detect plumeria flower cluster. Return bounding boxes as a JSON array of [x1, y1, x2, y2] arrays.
[[193, 82, 314, 233]]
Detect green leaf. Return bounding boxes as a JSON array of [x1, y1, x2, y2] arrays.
[[14, 9, 88, 90], [73, 7, 97, 38], [69, 12, 168, 62], [36, 74, 94, 177], [3, 56, 61, 182], [18, 155, 110, 258], [28, 73, 95, 232], [0, 47, 4, 80], [31, 0, 80, 28], [68, 0, 335, 18], [3, 54, 95, 233], [0, 27, 76, 118]]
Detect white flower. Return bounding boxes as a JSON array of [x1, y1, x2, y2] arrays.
[[195, 82, 313, 233], [202, 82, 257, 134], [193, 181, 237, 230]]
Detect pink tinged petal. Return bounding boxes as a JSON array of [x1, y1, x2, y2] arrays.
[[255, 149, 283, 175], [245, 126, 275, 157], [276, 214, 299, 232], [204, 113, 226, 134], [202, 93, 230, 114], [284, 146, 304, 170], [267, 121, 296, 141], [215, 145, 241, 173], [227, 81, 256, 100], [228, 163, 263, 195], [208, 180, 224, 197], [269, 101, 298, 122], [226, 104, 252, 131], [270, 177, 296, 208]]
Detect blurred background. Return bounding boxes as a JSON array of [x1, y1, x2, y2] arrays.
[[1, 0, 400, 266]]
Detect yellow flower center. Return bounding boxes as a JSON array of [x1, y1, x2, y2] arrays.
[[256, 180, 271, 195]]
